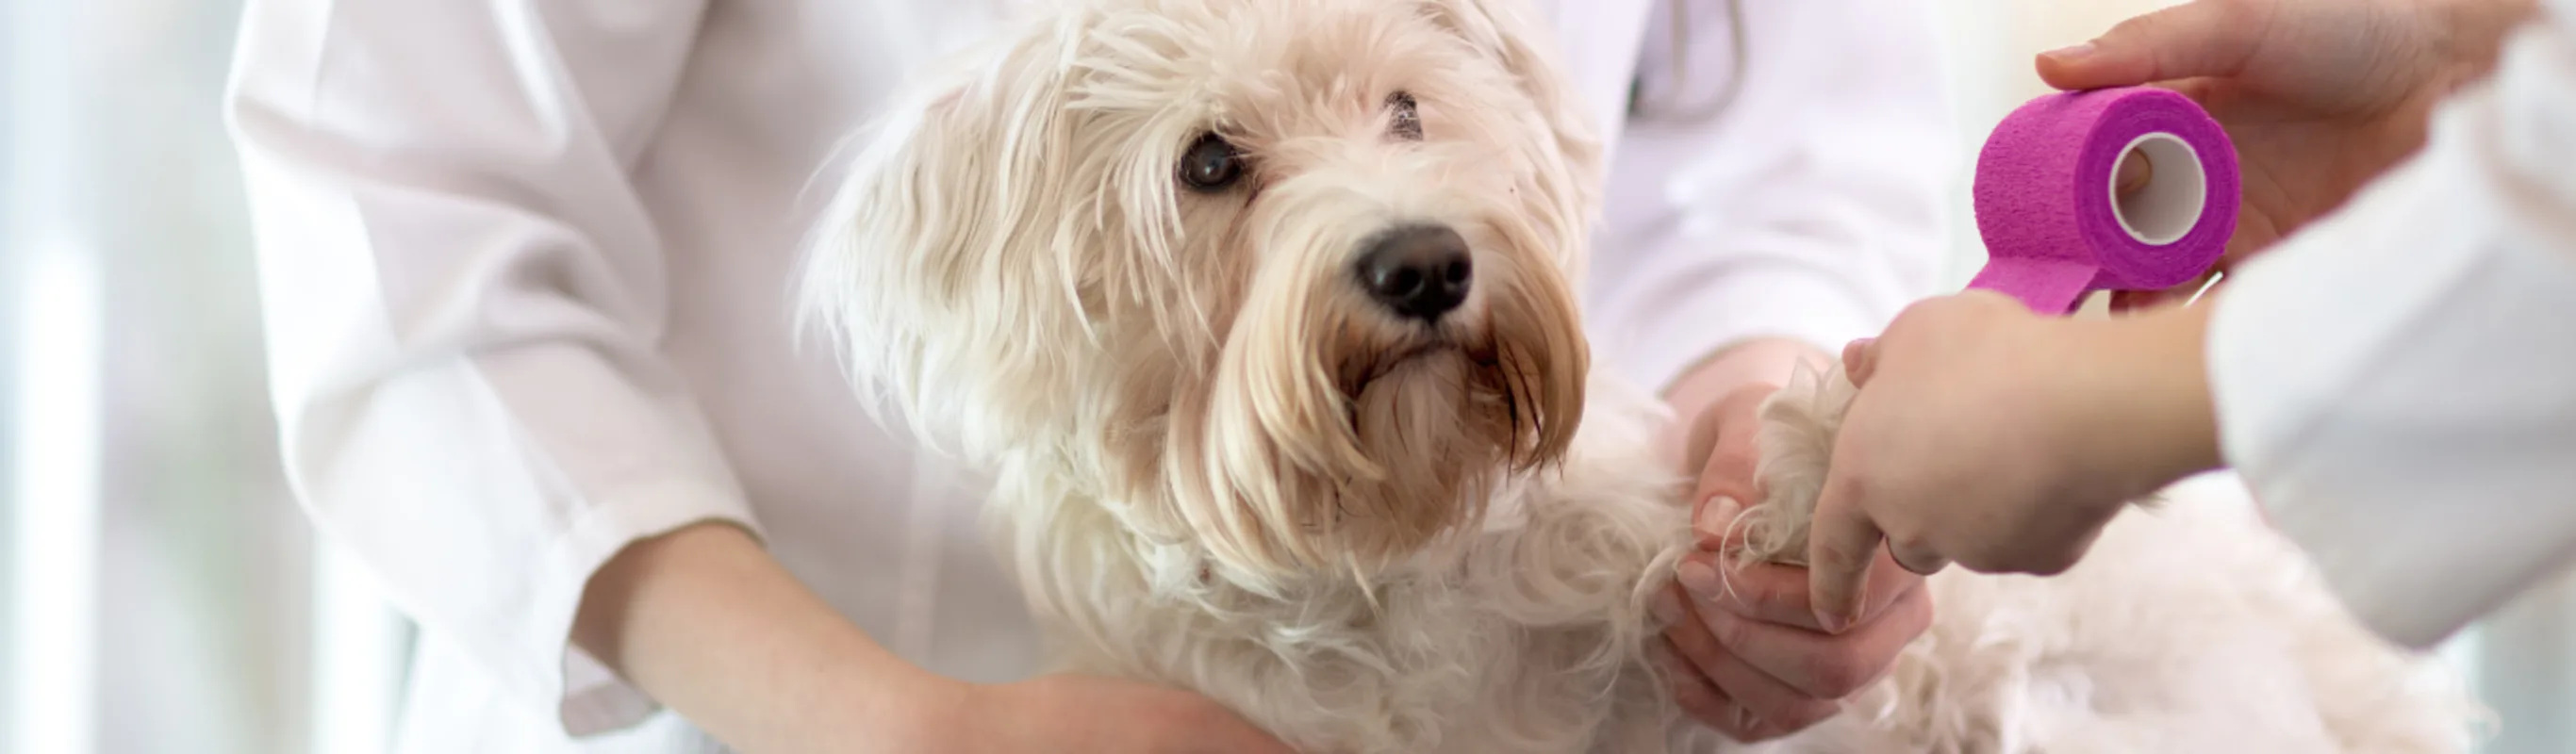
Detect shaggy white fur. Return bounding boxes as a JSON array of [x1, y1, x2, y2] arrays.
[[799, 0, 2486, 751]]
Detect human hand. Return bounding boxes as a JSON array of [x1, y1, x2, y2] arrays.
[[2039, 0, 2538, 310], [1802, 293, 2225, 627], [943, 675, 1298, 754], [1655, 385, 1933, 740]]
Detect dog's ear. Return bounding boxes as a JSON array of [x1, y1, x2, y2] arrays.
[[799, 25, 1096, 457]]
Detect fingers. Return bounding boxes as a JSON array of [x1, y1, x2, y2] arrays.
[[1651, 600, 1774, 741], [1690, 413, 1763, 517], [1660, 657, 1745, 738], [1803, 479, 1883, 634], [1658, 654, 1790, 743], [1683, 385, 1773, 549], [1689, 496, 1746, 552], [1677, 550, 1922, 631], [2036, 0, 2260, 91], [1696, 586, 1935, 700], [1840, 337, 1878, 385], [2115, 146, 2153, 198], [1657, 587, 1839, 736], [1669, 631, 1841, 732], [1681, 399, 1727, 478], [1888, 542, 1950, 577]]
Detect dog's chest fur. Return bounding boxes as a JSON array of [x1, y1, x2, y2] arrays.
[[988, 369, 2488, 754], [992, 384, 1697, 754]]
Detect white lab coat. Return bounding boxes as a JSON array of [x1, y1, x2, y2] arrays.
[[222, 0, 1952, 751], [2209, 2, 2576, 653]]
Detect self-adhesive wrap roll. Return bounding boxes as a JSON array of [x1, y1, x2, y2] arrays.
[[1970, 88, 2240, 315]]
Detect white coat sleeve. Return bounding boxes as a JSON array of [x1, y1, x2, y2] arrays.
[[2206, 7, 2576, 650], [1586, 0, 1955, 392], [223, 0, 744, 735]]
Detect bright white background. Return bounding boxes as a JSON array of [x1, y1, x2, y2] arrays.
[[1, 1, 2569, 752]]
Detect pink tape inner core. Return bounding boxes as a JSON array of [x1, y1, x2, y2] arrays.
[[2110, 132, 2206, 247]]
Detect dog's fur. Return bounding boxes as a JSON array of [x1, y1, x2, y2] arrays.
[[800, 0, 2486, 751], [1730, 365, 2486, 752]]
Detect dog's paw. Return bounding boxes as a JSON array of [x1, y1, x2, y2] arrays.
[[1726, 360, 1858, 567]]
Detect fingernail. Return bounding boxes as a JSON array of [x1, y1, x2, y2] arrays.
[[1651, 589, 1685, 624], [1676, 561, 1720, 598], [2042, 41, 2097, 61], [1693, 496, 1742, 540], [1819, 612, 1850, 634]]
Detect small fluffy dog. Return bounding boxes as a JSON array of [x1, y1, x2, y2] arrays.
[[800, 0, 2485, 751]]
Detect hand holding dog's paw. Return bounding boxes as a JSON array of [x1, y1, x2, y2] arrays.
[[1652, 549, 1932, 742], [1807, 292, 2221, 626], [1657, 385, 1932, 742], [949, 676, 1297, 754]]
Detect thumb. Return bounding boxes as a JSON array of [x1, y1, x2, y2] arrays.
[[1841, 337, 1880, 386], [2036, 0, 2259, 91], [1804, 478, 1883, 635]]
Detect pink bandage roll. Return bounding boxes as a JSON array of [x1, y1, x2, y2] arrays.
[[1970, 88, 2239, 315]]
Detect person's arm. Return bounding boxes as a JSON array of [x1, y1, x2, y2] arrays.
[[2036, 0, 2541, 310], [1595, 0, 1954, 740], [575, 524, 972, 750], [1804, 2, 2576, 639], [1804, 294, 2224, 604], [228, 6, 1306, 750], [2207, 3, 2576, 648], [223, 1, 946, 747]]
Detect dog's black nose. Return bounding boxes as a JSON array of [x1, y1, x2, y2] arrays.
[[1355, 224, 1472, 322]]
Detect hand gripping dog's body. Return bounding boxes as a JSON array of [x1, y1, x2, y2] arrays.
[[801, 0, 2481, 750]]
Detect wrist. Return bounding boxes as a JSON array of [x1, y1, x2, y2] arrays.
[[2063, 303, 2224, 498], [576, 521, 966, 753], [850, 668, 979, 754]]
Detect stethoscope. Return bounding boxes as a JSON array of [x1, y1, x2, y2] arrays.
[[1627, 0, 1750, 123]]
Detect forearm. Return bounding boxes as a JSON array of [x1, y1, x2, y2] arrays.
[[2205, 9, 2576, 647], [2061, 303, 2225, 498], [574, 522, 964, 754]]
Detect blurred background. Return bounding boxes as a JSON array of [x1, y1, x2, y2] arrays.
[[0, 1, 2568, 752]]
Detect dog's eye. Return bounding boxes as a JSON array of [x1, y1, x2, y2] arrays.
[[1387, 90, 1422, 141], [1179, 133, 1244, 192]]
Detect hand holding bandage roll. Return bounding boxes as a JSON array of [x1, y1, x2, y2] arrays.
[[1968, 88, 2240, 315]]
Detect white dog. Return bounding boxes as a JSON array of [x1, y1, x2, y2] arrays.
[[799, 0, 2486, 751]]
